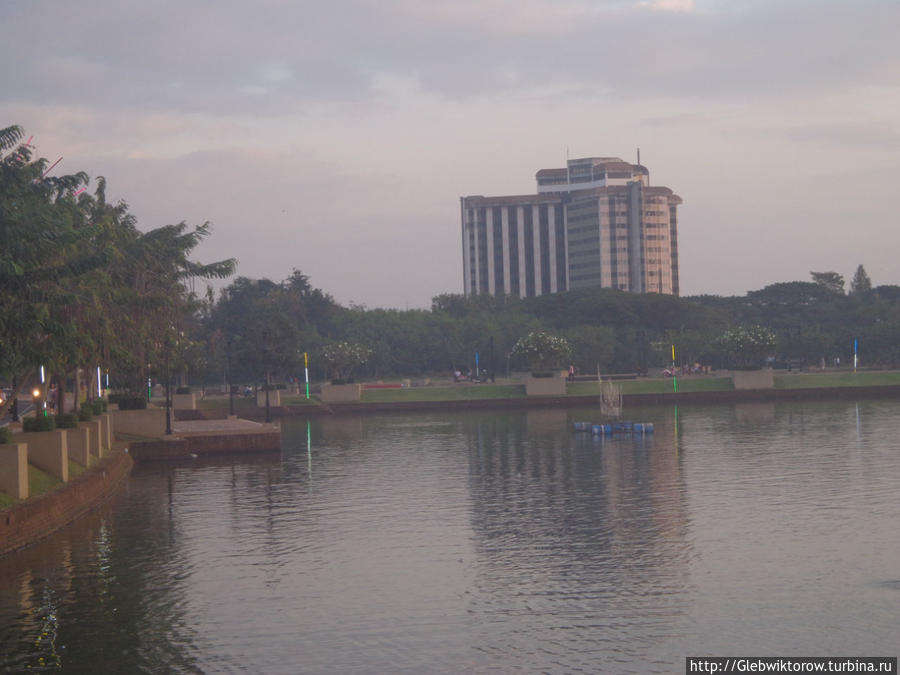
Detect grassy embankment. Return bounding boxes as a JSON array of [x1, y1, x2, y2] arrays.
[[774, 371, 900, 389], [360, 371, 900, 403], [0, 459, 91, 508]]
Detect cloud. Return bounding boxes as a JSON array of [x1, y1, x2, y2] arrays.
[[638, 0, 694, 12]]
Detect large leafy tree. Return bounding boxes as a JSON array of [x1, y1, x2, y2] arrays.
[[1, 125, 236, 415], [810, 271, 845, 295]]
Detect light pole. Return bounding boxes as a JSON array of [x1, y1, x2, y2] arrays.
[[263, 333, 271, 423], [11, 375, 18, 422], [227, 335, 235, 417], [164, 338, 173, 435]]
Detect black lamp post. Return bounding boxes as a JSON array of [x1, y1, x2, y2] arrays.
[[11, 374, 18, 422], [263, 333, 272, 423], [164, 338, 173, 435], [226, 335, 234, 417]]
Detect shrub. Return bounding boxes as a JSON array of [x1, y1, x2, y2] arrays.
[[175, 386, 192, 395], [510, 331, 572, 372], [24, 415, 56, 432], [54, 413, 78, 429], [530, 371, 554, 378], [77, 407, 93, 422], [116, 396, 148, 410], [0, 427, 12, 444]]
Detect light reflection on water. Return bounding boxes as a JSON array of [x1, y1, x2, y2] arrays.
[[1, 400, 899, 673]]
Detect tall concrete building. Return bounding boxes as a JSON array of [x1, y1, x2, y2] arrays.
[[460, 156, 682, 297]]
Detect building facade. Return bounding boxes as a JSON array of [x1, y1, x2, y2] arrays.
[[461, 157, 682, 297]]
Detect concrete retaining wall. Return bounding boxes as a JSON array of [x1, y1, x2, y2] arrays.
[[99, 414, 112, 453], [110, 408, 166, 439], [525, 376, 567, 397], [320, 384, 361, 403], [173, 393, 196, 410], [732, 368, 775, 390], [22, 430, 68, 481], [0, 443, 28, 500], [66, 426, 92, 467]]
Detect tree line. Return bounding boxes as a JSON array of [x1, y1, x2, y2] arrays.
[[3, 123, 898, 415]]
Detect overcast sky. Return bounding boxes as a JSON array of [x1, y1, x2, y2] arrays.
[[2, 0, 898, 308]]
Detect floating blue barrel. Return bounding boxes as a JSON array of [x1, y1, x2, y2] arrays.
[[643, 423, 654, 434], [591, 424, 612, 436], [633, 423, 644, 434], [612, 421, 633, 433], [573, 421, 591, 432]]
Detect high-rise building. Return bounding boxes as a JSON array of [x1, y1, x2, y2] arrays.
[[460, 156, 682, 297]]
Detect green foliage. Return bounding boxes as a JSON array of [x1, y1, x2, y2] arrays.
[[54, 413, 78, 429], [716, 325, 777, 369], [0, 427, 12, 444], [509, 331, 571, 371], [810, 271, 845, 295], [23, 415, 56, 432], [321, 341, 373, 381], [849, 265, 872, 296], [175, 386, 192, 395], [77, 407, 93, 422], [110, 395, 147, 410], [90, 399, 107, 414]]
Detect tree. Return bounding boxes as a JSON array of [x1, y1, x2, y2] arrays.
[[715, 325, 777, 369], [509, 331, 571, 372], [849, 265, 872, 296], [810, 271, 845, 295], [321, 341, 373, 382]]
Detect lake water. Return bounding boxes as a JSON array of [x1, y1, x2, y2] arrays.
[[1, 400, 899, 673]]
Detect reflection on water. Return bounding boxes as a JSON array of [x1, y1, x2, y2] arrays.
[[1, 400, 900, 673]]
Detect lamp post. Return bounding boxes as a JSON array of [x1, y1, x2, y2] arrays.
[[164, 338, 173, 435], [263, 333, 271, 423], [11, 375, 18, 422], [226, 335, 235, 417]]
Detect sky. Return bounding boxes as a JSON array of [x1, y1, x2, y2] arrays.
[[2, 0, 899, 308]]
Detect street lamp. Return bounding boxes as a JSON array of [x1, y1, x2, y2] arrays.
[[263, 332, 271, 423], [164, 338, 173, 435], [226, 335, 235, 417]]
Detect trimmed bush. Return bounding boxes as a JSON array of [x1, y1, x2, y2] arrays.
[[0, 427, 12, 444], [24, 415, 56, 432], [116, 396, 148, 410], [90, 399, 107, 414], [54, 413, 78, 429], [77, 407, 93, 422], [175, 386, 192, 395]]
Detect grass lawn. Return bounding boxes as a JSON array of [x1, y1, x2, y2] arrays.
[[29, 464, 62, 498], [774, 371, 900, 389], [361, 384, 527, 403], [68, 459, 87, 479]]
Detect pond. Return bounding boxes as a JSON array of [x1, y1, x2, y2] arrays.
[[1, 400, 899, 673]]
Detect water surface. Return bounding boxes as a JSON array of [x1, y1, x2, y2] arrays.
[[1, 400, 898, 673]]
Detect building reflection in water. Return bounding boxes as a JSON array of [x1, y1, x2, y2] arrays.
[[460, 407, 692, 668]]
